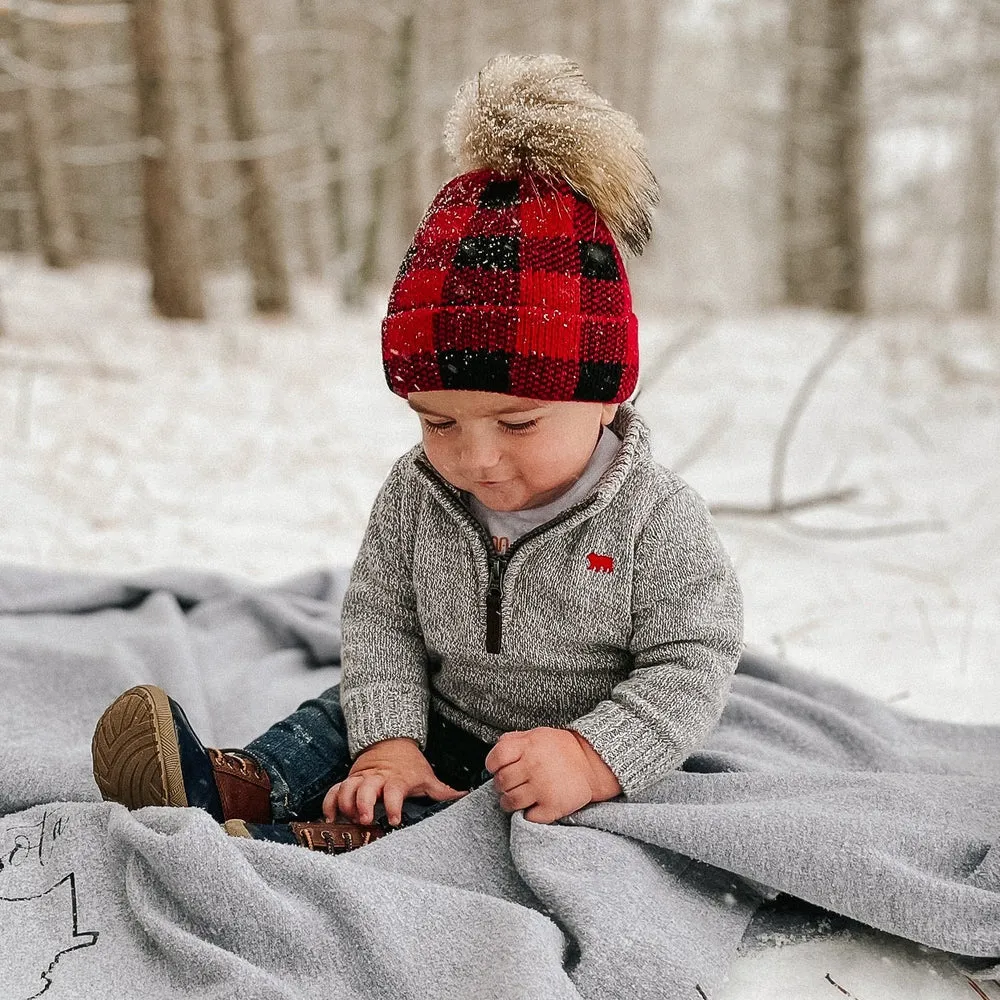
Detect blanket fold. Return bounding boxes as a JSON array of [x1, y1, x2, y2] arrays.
[[1, 564, 998, 998]]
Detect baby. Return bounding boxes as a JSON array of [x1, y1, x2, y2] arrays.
[[92, 54, 743, 852]]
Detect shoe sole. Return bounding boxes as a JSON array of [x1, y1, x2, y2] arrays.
[[91, 685, 189, 809]]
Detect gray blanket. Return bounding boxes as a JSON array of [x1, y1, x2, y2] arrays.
[[1, 565, 998, 999]]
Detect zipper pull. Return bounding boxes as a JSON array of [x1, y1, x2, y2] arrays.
[[486, 557, 506, 654]]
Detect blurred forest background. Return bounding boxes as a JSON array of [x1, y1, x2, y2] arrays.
[[1, 0, 998, 319]]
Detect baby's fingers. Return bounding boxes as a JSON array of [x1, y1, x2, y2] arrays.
[[322, 783, 341, 821], [354, 778, 382, 825], [498, 782, 536, 814], [333, 775, 367, 823], [382, 783, 406, 827], [424, 775, 470, 803], [484, 733, 524, 774]]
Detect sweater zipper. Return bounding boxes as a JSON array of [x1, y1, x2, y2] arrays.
[[485, 556, 507, 654], [414, 459, 604, 655]]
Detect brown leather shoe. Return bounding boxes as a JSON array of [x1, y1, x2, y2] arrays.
[[223, 819, 387, 853], [92, 685, 272, 824], [205, 747, 271, 823]]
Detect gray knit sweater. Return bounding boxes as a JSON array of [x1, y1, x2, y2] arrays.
[[340, 404, 744, 795]]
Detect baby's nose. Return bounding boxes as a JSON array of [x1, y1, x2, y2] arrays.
[[459, 435, 501, 474]]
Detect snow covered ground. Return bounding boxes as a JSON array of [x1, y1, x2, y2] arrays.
[[1, 255, 998, 998]]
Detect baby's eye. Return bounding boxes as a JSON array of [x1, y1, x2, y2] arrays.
[[500, 419, 537, 435], [423, 420, 454, 434]]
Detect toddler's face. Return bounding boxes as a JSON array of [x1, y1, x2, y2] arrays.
[[408, 390, 618, 512]]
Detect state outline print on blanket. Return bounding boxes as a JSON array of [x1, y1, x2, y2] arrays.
[[0, 809, 100, 1000]]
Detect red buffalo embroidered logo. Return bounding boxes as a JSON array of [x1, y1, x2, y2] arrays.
[[586, 552, 614, 574]]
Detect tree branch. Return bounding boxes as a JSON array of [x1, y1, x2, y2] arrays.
[[713, 319, 948, 541], [711, 487, 859, 517], [770, 319, 860, 511]]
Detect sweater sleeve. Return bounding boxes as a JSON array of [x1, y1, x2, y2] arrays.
[[339, 456, 431, 757], [568, 485, 743, 795]]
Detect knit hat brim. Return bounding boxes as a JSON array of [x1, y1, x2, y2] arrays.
[[383, 304, 638, 402]]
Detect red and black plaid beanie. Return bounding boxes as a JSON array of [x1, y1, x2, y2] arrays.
[[382, 55, 658, 404]]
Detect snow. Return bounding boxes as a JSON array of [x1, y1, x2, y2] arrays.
[[726, 925, 999, 1000], [1, 254, 998, 997]]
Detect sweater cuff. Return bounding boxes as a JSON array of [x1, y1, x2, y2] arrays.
[[568, 700, 684, 796], [341, 686, 429, 758]]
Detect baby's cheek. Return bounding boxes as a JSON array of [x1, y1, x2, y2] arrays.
[[421, 443, 452, 481], [522, 449, 561, 484]]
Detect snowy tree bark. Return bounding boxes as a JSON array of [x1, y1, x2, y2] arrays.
[[783, 0, 866, 312], [956, 7, 999, 313], [13, 12, 77, 269], [131, 0, 206, 318], [213, 0, 291, 314], [326, 5, 369, 307], [397, 6, 427, 243], [957, 110, 997, 312], [625, 0, 663, 127], [186, 0, 229, 272], [293, 0, 334, 280], [357, 10, 415, 293]]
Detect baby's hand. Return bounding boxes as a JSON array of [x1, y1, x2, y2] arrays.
[[485, 727, 622, 824], [324, 737, 467, 827]]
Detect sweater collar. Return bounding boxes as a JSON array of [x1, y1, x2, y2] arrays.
[[593, 401, 648, 504]]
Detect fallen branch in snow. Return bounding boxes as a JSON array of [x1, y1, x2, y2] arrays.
[[934, 349, 1000, 387], [823, 972, 862, 999], [769, 320, 860, 513], [711, 487, 946, 539], [965, 976, 1000, 1000], [711, 319, 947, 540], [711, 486, 859, 517], [778, 516, 946, 541]]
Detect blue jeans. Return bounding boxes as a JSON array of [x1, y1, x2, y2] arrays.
[[244, 684, 493, 827]]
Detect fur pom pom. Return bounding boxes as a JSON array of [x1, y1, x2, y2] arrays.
[[444, 54, 658, 256]]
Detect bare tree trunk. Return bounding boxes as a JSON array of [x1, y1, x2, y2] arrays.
[[0, 113, 30, 254], [559, 0, 590, 67], [327, 13, 367, 308], [957, 115, 997, 312], [358, 10, 415, 291], [627, 0, 663, 127], [0, 13, 35, 255], [213, 0, 291, 313], [398, 6, 429, 243], [585, 2, 611, 95], [325, 139, 348, 259], [956, 14, 998, 313], [783, 0, 865, 312], [597, 0, 625, 102], [406, 1, 441, 230], [185, 0, 225, 272], [456, 0, 483, 73], [294, 0, 334, 280], [131, 0, 206, 318], [13, 12, 77, 268]]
